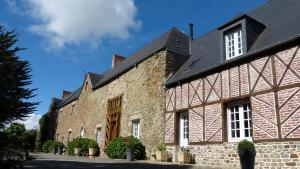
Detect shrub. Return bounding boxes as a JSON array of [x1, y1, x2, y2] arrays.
[[157, 143, 166, 152], [54, 142, 64, 149], [238, 139, 255, 151], [88, 140, 99, 149], [42, 140, 54, 153], [106, 137, 126, 159], [106, 136, 146, 160], [67, 138, 93, 155]]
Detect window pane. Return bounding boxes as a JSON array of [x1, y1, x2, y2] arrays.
[[237, 130, 240, 137], [244, 121, 248, 128], [235, 105, 239, 112], [231, 122, 235, 129], [245, 130, 249, 137], [235, 113, 239, 120], [244, 111, 248, 119], [236, 122, 240, 129], [231, 114, 234, 120], [243, 104, 247, 110], [232, 131, 235, 138]]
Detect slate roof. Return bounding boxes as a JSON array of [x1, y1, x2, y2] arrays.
[[87, 72, 103, 88], [93, 27, 189, 89], [166, 0, 300, 86], [57, 27, 189, 108], [57, 87, 82, 108]]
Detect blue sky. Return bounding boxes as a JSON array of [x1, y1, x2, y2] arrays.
[[0, 0, 266, 119]]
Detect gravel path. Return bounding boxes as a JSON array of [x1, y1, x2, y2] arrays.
[[23, 153, 225, 169]]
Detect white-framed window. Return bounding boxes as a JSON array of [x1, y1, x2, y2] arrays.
[[80, 127, 85, 138], [225, 28, 243, 60], [227, 102, 252, 142], [96, 127, 102, 144], [179, 112, 189, 148], [132, 120, 140, 139]]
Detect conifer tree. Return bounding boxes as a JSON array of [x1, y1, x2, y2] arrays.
[[0, 25, 38, 128]]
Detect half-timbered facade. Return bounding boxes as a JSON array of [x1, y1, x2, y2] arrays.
[[165, 0, 300, 168]]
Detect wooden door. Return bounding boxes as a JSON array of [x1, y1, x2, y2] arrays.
[[104, 95, 123, 147]]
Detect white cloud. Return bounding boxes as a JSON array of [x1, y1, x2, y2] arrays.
[[20, 0, 141, 49], [15, 114, 41, 130]]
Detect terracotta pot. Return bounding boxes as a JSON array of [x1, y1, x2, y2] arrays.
[[177, 151, 191, 164], [74, 148, 81, 156], [156, 151, 167, 162], [89, 148, 96, 157]]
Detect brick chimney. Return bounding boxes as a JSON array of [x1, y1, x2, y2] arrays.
[[62, 90, 72, 99], [112, 54, 125, 68]]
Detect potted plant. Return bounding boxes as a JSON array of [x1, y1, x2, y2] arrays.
[[156, 143, 167, 162], [238, 139, 256, 169], [55, 142, 64, 155], [74, 140, 81, 156], [124, 138, 135, 161], [50, 142, 56, 155], [177, 147, 191, 164], [88, 140, 98, 157]]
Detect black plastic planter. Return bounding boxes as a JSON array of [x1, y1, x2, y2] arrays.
[[238, 150, 256, 169], [126, 148, 134, 161]]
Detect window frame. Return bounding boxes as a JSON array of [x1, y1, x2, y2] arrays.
[[225, 27, 243, 60], [227, 102, 252, 142], [132, 119, 140, 139]]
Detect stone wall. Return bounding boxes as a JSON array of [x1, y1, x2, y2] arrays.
[[165, 44, 300, 168], [167, 141, 300, 169], [55, 50, 187, 155]]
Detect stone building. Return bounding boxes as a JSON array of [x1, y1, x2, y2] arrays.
[[164, 0, 300, 168], [53, 28, 189, 154]]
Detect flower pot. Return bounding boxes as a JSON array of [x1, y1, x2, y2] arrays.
[[156, 151, 167, 162], [57, 147, 62, 155], [74, 148, 81, 156], [238, 150, 256, 169], [126, 147, 134, 161], [89, 148, 96, 157], [177, 151, 191, 164], [52, 147, 57, 154]]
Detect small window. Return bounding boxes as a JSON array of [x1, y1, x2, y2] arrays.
[[227, 102, 252, 142], [80, 127, 85, 138], [67, 131, 72, 143], [96, 127, 102, 144], [225, 28, 243, 60], [71, 104, 75, 116], [132, 120, 140, 139]]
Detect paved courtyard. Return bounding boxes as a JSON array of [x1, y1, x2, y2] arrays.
[[23, 153, 224, 169]]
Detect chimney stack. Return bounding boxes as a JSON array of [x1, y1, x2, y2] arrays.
[[62, 90, 72, 99], [189, 23, 194, 55], [112, 54, 125, 68]]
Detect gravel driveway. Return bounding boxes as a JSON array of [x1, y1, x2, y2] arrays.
[[23, 153, 224, 169]]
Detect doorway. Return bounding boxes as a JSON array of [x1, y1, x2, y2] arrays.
[[179, 112, 189, 147]]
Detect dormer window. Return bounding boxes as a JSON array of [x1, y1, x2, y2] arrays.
[[219, 15, 265, 62], [225, 27, 243, 60]]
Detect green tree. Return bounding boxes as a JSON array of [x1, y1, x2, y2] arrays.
[[0, 25, 38, 128], [39, 113, 49, 145]]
